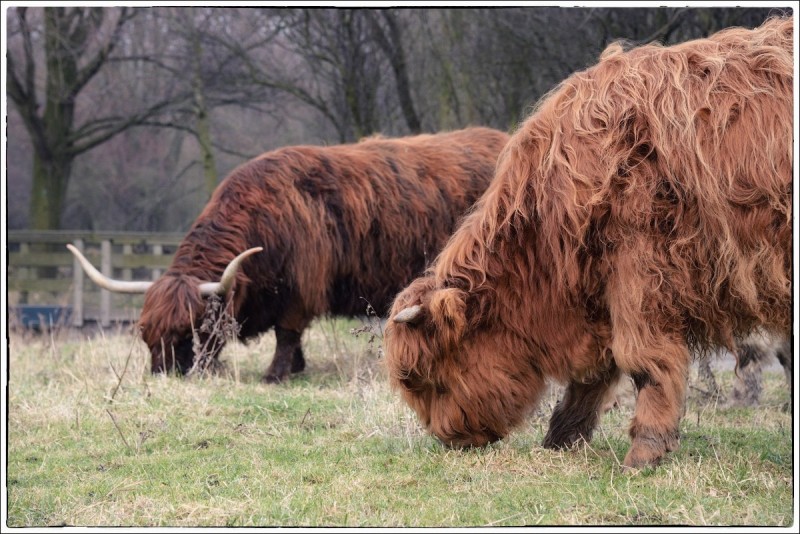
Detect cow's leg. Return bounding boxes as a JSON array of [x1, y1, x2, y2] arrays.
[[605, 250, 690, 470], [697, 357, 723, 400], [543, 363, 621, 449], [263, 325, 305, 383], [775, 336, 793, 412], [290, 345, 306, 374], [617, 339, 689, 470], [730, 341, 765, 407]]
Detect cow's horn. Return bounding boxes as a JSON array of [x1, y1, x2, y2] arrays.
[[67, 244, 154, 293], [393, 305, 423, 324], [198, 247, 263, 296]]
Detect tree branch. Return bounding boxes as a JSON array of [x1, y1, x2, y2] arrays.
[[70, 7, 138, 99], [17, 8, 37, 107], [7, 10, 51, 160], [68, 93, 191, 155], [635, 8, 689, 46]]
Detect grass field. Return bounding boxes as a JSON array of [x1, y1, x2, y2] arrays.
[[5, 318, 797, 527]]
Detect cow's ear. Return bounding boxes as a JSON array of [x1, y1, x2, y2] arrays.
[[429, 288, 467, 343]]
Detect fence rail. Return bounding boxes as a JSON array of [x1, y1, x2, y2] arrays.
[[8, 230, 186, 327]]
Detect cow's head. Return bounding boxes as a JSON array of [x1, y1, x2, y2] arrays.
[[67, 244, 261, 375], [384, 276, 545, 449]]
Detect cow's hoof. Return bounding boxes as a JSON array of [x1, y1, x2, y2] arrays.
[[542, 428, 590, 450], [262, 373, 286, 384], [622, 439, 669, 470]]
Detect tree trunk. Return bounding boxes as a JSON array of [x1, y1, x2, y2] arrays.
[[29, 151, 73, 280], [434, 12, 464, 130], [189, 15, 218, 199], [27, 7, 79, 231], [195, 94, 218, 199], [29, 153, 73, 230], [368, 12, 421, 134]]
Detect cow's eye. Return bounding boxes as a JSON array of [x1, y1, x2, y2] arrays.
[[399, 370, 426, 392]]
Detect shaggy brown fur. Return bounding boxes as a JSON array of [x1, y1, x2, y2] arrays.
[[384, 17, 793, 469], [138, 126, 510, 381]]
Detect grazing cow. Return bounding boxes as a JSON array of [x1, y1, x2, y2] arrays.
[[729, 332, 793, 409], [69, 127, 510, 382], [384, 18, 792, 469], [694, 331, 792, 410]]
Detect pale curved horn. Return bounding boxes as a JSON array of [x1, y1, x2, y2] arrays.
[[393, 305, 423, 324], [67, 244, 154, 293], [198, 247, 263, 296]]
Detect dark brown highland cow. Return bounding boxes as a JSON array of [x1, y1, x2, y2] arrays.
[[385, 17, 793, 469], [69, 127, 509, 382]]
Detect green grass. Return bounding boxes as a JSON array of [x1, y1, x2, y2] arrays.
[[6, 319, 796, 527]]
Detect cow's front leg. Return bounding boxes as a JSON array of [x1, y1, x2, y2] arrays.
[[543, 363, 621, 449], [290, 345, 306, 374], [263, 326, 304, 383], [619, 341, 689, 470]]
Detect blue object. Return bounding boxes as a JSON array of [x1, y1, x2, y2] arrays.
[[14, 305, 72, 329]]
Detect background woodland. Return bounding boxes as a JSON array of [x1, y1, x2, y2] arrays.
[[6, 6, 783, 232]]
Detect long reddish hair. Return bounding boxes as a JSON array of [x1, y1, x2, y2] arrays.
[[385, 17, 793, 467], [138, 126, 510, 373]]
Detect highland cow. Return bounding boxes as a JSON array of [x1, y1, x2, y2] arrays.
[[695, 331, 792, 409], [69, 127, 509, 382], [729, 332, 793, 409], [385, 18, 793, 470]]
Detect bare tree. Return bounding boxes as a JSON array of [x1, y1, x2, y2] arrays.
[[365, 10, 421, 134], [227, 9, 393, 143], [7, 7, 191, 230], [145, 8, 285, 198], [402, 7, 781, 133]]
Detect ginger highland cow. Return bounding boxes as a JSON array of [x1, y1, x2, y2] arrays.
[[385, 18, 793, 469]]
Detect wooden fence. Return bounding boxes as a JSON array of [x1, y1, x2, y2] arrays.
[[8, 231, 185, 327]]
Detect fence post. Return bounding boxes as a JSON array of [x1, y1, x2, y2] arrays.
[[18, 241, 30, 305], [122, 244, 133, 280], [101, 239, 112, 327], [72, 238, 85, 327], [152, 243, 163, 280]]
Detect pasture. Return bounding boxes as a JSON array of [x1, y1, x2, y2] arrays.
[[5, 319, 795, 527]]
